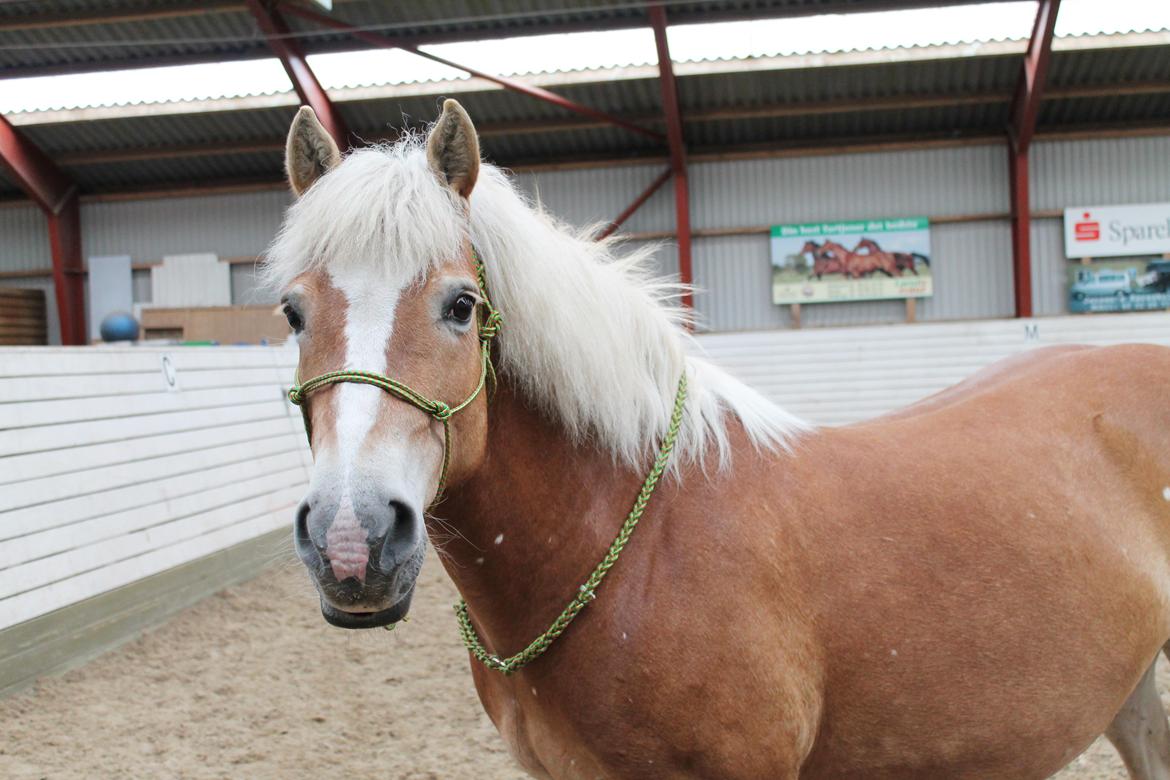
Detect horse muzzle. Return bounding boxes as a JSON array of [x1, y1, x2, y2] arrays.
[[294, 495, 425, 629]]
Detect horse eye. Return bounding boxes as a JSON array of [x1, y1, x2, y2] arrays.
[[283, 305, 303, 333], [446, 293, 476, 325]]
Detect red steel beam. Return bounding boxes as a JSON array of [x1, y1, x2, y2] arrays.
[[597, 167, 673, 240], [48, 195, 86, 345], [0, 113, 86, 343], [1007, 0, 1061, 318], [649, 4, 693, 311], [280, 4, 664, 142], [245, 0, 350, 146]]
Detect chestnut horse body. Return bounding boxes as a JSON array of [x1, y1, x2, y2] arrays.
[[450, 344, 1170, 779], [268, 102, 1170, 778]]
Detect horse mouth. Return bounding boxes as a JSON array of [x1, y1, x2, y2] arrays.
[[319, 587, 415, 629]]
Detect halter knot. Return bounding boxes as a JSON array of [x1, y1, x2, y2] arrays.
[[288, 386, 304, 405], [430, 401, 453, 422], [478, 309, 503, 340]]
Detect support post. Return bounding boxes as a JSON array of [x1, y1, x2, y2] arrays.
[[245, 0, 350, 146], [649, 4, 694, 311], [280, 4, 663, 142], [597, 167, 673, 240], [0, 113, 85, 344], [48, 194, 86, 345], [1007, 0, 1060, 318]]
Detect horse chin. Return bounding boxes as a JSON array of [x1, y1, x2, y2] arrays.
[[319, 586, 416, 629]]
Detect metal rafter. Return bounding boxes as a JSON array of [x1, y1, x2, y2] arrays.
[[649, 4, 694, 311], [244, 0, 350, 146], [279, 4, 664, 142], [1007, 0, 1061, 319], [597, 167, 673, 240], [0, 113, 85, 344]]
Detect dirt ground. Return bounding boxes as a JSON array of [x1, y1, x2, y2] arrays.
[[0, 544, 1159, 780]]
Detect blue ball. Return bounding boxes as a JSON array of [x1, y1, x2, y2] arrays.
[[100, 311, 140, 342]]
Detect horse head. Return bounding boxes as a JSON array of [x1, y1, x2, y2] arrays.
[[268, 100, 492, 628]]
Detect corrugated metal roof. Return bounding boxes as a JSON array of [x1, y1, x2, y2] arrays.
[[3, 28, 1168, 198], [0, 0, 1012, 78]]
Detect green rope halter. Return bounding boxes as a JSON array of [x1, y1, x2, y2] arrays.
[[287, 248, 502, 503], [288, 246, 688, 675], [455, 372, 688, 675]]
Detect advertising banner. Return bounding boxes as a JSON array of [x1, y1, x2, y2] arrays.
[[1064, 203, 1170, 259], [770, 217, 932, 305], [1068, 258, 1170, 314]]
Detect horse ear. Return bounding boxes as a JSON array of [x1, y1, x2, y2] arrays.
[[427, 99, 480, 199], [286, 106, 341, 197]]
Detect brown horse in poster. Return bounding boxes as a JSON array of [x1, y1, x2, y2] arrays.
[[855, 237, 930, 276], [801, 239, 846, 279], [267, 100, 1170, 779]]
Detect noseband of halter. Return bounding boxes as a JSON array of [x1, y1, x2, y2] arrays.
[[286, 247, 502, 504]]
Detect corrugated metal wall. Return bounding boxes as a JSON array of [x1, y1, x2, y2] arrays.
[[0, 205, 50, 273], [2, 134, 1166, 343], [1031, 136, 1170, 211], [82, 190, 292, 260], [691, 145, 1008, 226]]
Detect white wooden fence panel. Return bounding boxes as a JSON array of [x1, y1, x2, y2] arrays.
[[0, 417, 301, 484], [1, 450, 307, 542], [0, 510, 288, 629], [3, 314, 1168, 633], [694, 312, 1170, 426], [0, 467, 308, 570], [0, 400, 295, 456], [0, 345, 309, 631]]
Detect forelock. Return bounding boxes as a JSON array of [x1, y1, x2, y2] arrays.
[[262, 136, 468, 291]]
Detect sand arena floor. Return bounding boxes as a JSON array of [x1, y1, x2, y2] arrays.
[[0, 545, 1160, 779]]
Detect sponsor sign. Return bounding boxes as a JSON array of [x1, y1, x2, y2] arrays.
[[1068, 257, 1170, 314], [1063, 202, 1170, 259], [770, 217, 932, 305]]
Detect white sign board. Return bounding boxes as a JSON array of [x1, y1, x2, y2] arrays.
[[1064, 202, 1170, 259], [87, 255, 133, 342]]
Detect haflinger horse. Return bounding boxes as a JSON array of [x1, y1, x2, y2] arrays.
[[266, 99, 1170, 779]]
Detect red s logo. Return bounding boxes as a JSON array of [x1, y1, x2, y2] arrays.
[[1074, 212, 1100, 241]]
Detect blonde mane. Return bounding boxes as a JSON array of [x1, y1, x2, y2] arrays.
[[264, 137, 808, 470]]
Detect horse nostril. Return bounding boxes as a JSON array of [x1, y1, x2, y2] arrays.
[[375, 500, 419, 572], [389, 500, 415, 535], [293, 500, 326, 570], [295, 501, 312, 544]]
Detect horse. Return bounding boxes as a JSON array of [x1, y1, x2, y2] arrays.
[[264, 100, 1170, 779], [854, 237, 930, 276], [821, 239, 898, 278], [801, 240, 846, 279]]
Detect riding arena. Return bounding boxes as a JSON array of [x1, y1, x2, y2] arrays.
[[2, 2, 1170, 778]]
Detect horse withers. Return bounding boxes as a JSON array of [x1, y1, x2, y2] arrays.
[[264, 100, 1170, 779]]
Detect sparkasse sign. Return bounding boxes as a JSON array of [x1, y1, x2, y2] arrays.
[[1063, 202, 1170, 259]]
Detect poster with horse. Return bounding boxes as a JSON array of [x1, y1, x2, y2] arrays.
[[770, 217, 933, 305]]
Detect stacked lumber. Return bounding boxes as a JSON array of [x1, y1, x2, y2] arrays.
[[0, 288, 48, 346]]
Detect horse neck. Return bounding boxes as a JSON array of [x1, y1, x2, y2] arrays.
[[430, 378, 645, 654]]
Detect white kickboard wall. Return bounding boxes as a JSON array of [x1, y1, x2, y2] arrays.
[[1, 312, 1169, 632], [694, 312, 1170, 426], [0, 345, 309, 632]]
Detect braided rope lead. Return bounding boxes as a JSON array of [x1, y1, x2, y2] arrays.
[[455, 372, 689, 675]]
